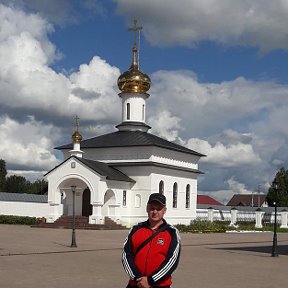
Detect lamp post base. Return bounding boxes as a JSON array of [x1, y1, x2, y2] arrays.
[[271, 234, 278, 257], [71, 229, 77, 248]]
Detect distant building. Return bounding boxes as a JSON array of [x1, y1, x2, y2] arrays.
[[197, 195, 223, 206], [226, 194, 268, 207]]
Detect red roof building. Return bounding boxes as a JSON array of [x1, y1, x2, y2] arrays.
[[226, 194, 268, 207], [197, 195, 223, 206]]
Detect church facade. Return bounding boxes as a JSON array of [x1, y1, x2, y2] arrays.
[[45, 23, 204, 227]]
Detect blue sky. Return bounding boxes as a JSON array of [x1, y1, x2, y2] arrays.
[[1, 0, 288, 203]]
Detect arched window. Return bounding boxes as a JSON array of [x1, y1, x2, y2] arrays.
[[173, 182, 178, 208], [135, 194, 141, 208], [142, 104, 145, 121], [159, 180, 164, 195], [186, 184, 190, 208], [123, 190, 127, 206], [127, 103, 130, 120]]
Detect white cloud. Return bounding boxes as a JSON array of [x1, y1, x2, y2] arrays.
[[1, 0, 106, 26], [0, 4, 124, 173], [0, 4, 122, 120], [150, 70, 288, 138], [226, 177, 251, 194], [0, 115, 60, 171], [116, 0, 288, 52], [186, 138, 261, 167], [149, 110, 182, 142], [69, 56, 121, 121]]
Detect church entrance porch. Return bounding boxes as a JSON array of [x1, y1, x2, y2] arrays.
[[46, 176, 94, 223]]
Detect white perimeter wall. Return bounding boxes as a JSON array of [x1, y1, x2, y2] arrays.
[[0, 201, 56, 218]]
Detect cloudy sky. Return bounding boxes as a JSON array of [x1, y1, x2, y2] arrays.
[[0, 0, 287, 203]]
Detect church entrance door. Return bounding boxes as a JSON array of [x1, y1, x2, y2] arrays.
[[82, 188, 92, 216]]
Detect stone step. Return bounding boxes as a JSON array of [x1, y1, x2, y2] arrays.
[[31, 216, 127, 230]]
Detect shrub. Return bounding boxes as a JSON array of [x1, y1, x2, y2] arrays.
[[176, 220, 226, 233], [0, 215, 40, 225], [176, 220, 288, 233]]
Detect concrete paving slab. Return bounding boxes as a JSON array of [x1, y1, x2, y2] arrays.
[[0, 225, 287, 288]]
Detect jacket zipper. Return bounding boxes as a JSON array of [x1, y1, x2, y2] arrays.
[[144, 229, 154, 275]]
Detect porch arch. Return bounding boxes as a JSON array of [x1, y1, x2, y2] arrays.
[[56, 175, 94, 217]]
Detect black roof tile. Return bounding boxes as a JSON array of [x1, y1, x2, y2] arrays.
[[78, 158, 135, 182], [56, 131, 204, 157], [45, 156, 135, 183]]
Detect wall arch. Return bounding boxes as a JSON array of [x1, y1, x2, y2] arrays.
[[102, 189, 116, 217]]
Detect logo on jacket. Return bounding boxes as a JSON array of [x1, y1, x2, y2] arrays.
[[157, 238, 164, 245]]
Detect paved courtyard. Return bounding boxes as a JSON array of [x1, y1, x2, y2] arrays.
[[0, 224, 287, 288]]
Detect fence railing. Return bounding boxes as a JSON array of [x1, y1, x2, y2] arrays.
[[196, 207, 288, 229]]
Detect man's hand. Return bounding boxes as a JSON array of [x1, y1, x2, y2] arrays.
[[137, 276, 151, 288]]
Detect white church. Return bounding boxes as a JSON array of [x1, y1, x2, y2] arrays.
[[45, 22, 204, 228]]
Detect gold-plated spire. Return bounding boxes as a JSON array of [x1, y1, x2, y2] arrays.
[[117, 19, 151, 94], [72, 115, 82, 143]]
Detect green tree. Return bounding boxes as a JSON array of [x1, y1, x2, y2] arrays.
[[27, 179, 48, 194], [0, 159, 7, 191], [267, 167, 288, 207], [6, 175, 30, 193]]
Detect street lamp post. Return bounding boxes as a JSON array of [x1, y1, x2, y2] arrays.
[[71, 185, 77, 248], [271, 179, 279, 257]]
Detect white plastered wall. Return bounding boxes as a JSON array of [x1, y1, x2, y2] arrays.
[[117, 165, 198, 227]]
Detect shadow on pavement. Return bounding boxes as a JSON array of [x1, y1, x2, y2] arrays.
[[213, 244, 288, 256]]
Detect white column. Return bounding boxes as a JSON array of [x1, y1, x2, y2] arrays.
[[280, 210, 288, 228], [230, 208, 238, 226], [89, 204, 104, 224], [255, 208, 264, 228], [207, 207, 214, 222]]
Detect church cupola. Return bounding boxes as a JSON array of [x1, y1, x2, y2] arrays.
[[116, 20, 151, 132], [69, 116, 84, 158], [117, 46, 151, 94]]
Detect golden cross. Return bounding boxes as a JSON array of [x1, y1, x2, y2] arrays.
[[128, 19, 142, 48]]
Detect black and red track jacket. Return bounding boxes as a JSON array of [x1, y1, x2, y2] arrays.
[[122, 219, 181, 287]]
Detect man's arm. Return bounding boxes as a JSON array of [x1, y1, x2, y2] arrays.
[[147, 226, 181, 286], [122, 227, 143, 281]]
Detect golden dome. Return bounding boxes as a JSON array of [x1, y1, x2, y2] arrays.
[[118, 47, 151, 93], [72, 130, 82, 143]]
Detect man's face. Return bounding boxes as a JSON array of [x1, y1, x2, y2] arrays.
[[147, 201, 167, 222]]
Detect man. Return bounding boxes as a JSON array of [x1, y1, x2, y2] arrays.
[[122, 193, 181, 288]]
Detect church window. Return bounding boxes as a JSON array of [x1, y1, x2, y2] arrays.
[[186, 184, 190, 208], [159, 180, 164, 195], [173, 182, 178, 208], [142, 104, 145, 120], [123, 190, 127, 206], [135, 194, 141, 208], [127, 103, 130, 120]]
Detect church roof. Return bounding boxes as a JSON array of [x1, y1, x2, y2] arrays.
[[45, 156, 135, 183], [56, 130, 205, 157], [78, 158, 135, 182]]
